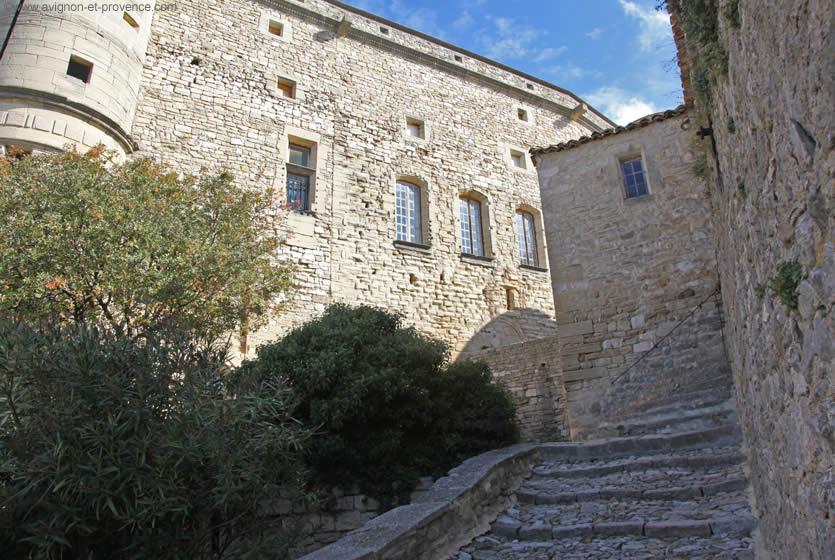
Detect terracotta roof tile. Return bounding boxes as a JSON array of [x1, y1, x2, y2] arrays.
[[531, 104, 688, 157]]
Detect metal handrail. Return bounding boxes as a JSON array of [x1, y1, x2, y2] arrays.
[[610, 285, 722, 385]]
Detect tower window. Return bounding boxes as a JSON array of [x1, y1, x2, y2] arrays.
[[66, 55, 93, 84], [517, 108, 529, 122], [621, 157, 649, 198]]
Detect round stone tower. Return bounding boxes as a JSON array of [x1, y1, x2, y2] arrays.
[[0, 2, 155, 156]]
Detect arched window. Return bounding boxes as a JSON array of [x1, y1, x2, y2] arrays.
[[459, 195, 484, 257], [395, 180, 422, 244], [515, 210, 538, 267]]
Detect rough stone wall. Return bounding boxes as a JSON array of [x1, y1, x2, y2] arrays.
[[535, 113, 733, 438], [131, 0, 606, 357], [682, 1, 833, 557], [470, 335, 566, 442]]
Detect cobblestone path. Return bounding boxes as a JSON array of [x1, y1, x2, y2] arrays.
[[457, 399, 756, 559]]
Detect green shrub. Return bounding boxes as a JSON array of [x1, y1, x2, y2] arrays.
[[233, 305, 518, 507], [0, 148, 292, 342], [724, 0, 741, 28], [0, 322, 310, 559], [764, 261, 804, 310]]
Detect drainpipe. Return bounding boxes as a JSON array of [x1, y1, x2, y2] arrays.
[[0, 0, 25, 62]]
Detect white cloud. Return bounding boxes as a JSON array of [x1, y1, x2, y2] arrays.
[[533, 46, 568, 63], [618, 0, 672, 51], [452, 10, 474, 29], [542, 64, 591, 81], [481, 16, 542, 60], [584, 86, 658, 125], [586, 27, 603, 40]]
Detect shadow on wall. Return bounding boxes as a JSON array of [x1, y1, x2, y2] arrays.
[[458, 308, 558, 359], [458, 309, 567, 442]]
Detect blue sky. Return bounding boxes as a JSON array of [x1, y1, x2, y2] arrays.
[[345, 0, 682, 125]]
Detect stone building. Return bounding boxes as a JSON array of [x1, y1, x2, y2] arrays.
[[0, 0, 612, 363], [532, 106, 733, 437]]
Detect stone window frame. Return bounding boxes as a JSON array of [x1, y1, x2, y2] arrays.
[[259, 12, 294, 42], [504, 144, 534, 173], [267, 70, 305, 103], [280, 126, 323, 215], [515, 105, 534, 126], [514, 204, 548, 272], [403, 115, 430, 143], [458, 189, 495, 263], [393, 174, 432, 250], [614, 148, 653, 201]]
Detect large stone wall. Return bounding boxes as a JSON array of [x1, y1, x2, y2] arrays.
[[674, 1, 833, 557], [128, 0, 611, 357], [534, 111, 733, 438]]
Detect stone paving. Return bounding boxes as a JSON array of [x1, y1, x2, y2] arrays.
[[457, 401, 756, 559]]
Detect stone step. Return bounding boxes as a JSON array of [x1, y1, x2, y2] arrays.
[[499, 514, 757, 541], [595, 400, 738, 437], [532, 447, 745, 479], [539, 424, 742, 462], [517, 475, 748, 505], [462, 531, 755, 559], [627, 384, 734, 416], [493, 494, 755, 541]]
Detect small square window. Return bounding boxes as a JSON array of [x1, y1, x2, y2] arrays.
[[277, 78, 296, 98], [380, 26, 390, 35], [517, 108, 529, 122], [621, 157, 649, 198], [406, 118, 425, 139], [454, 55, 463, 62], [123, 12, 139, 29], [66, 55, 93, 83], [268, 20, 284, 36], [510, 149, 526, 169], [526, 83, 534, 90]]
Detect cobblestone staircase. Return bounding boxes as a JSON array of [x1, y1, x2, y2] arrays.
[[457, 399, 756, 559]]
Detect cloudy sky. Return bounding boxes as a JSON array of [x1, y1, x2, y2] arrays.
[[345, 0, 682, 125]]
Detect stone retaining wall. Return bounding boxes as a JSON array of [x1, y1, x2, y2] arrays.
[[299, 444, 540, 560], [471, 335, 567, 442]]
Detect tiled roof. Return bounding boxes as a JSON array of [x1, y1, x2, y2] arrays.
[[531, 104, 689, 157]]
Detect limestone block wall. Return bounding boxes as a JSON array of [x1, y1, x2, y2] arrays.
[[469, 335, 567, 442], [534, 113, 732, 437], [0, 2, 153, 155], [131, 0, 609, 356], [677, 1, 833, 556]]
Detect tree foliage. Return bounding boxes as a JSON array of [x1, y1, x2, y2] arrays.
[[0, 322, 311, 559], [233, 305, 519, 507], [0, 149, 292, 341]]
